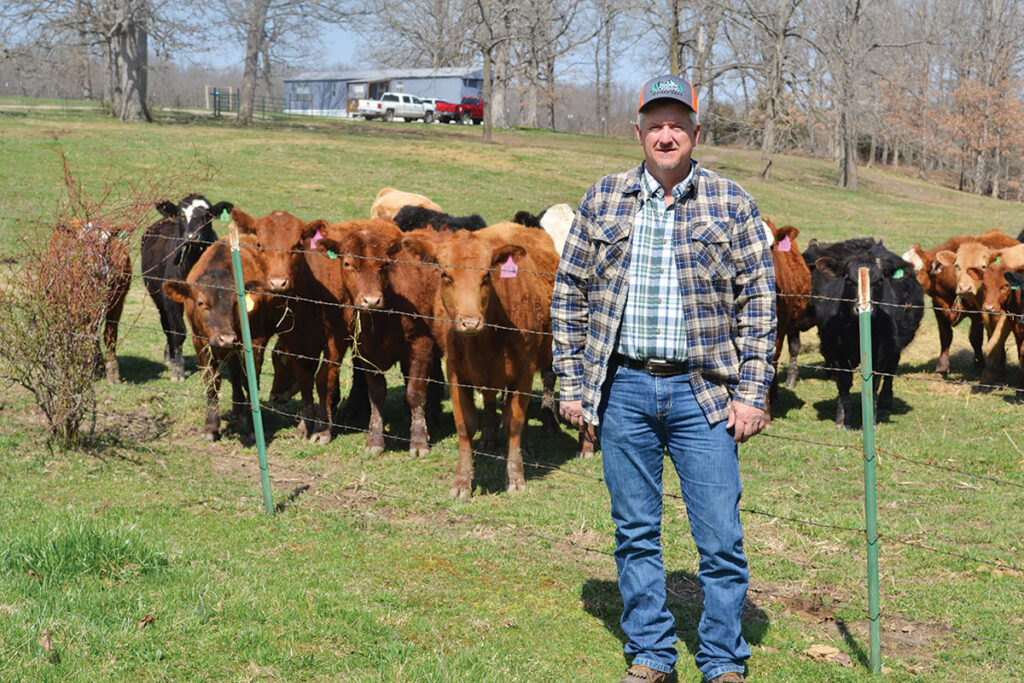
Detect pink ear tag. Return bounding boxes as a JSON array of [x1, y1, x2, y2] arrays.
[[500, 255, 518, 278], [778, 235, 792, 252], [310, 229, 323, 250]]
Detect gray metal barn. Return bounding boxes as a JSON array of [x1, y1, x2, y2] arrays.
[[283, 68, 484, 117]]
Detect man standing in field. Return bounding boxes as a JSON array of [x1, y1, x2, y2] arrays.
[[551, 75, 776, 683]]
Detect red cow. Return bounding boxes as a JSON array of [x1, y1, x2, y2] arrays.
[[230, 208, 342, 443], [979, 245, 1024, 388], [312, 219, 444, 457], [48, 219, 132, 382], [404, 222, 558, 498], [763, 217, 811, 420], [163, 236, 280, 440], [904, 230, 1018, 375]]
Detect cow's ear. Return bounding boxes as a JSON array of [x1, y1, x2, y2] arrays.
[[814, 256, 842, 278], [967, 266, 985, 282], [935, 250, 956, 267], [316, 237, 342, 255], [163, 280, 193, 303], [209, 201, 234, 218], [302, 219, 328, 241], [156, 200, 178, 218], [780, 225, 800, 240], [902, 247, 925, 272], [1004, 270, 1024, 289], [231, 208, 256, 234], [491, 243, 527, 269], [399, 237, 437, 263]]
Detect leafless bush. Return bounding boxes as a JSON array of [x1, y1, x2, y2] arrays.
[[0, 153, 181, 446]]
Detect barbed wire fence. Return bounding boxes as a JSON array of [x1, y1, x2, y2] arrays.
[[3, 220, 1024, 672]]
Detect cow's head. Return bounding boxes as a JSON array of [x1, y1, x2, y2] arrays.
[[433, 230, 526, 336], [979, 254, 1023, 313], [938, 242, 990, 298], [232, 208, 325, 294], [314, 220, 401, 310], [157, 195, 233, 261]]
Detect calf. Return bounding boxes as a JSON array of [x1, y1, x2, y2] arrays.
[[404, 222, 558, 497], [805, 238, 924, 428], [48, 220, 132, 382], [903, 230, 1017, 375], [764, 217, 811, 419], [313, 221, 444, 457], [163, 236, 279, 440], [393, 205, 486, 232], [979, 245, 1024, 388], [370, 187, 442, 221], [141, 194, 234, 380], [230, 208, 339, 443]]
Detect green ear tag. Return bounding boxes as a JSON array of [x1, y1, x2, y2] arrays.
[[1011, 285, 1020, 291], [892, 268, 904, 280], [327, 250, 339, 260], [996, 256, 1002, 265], [220, 209, 231, 221]]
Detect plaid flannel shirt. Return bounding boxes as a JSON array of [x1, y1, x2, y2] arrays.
[[551, 160, 776, 426]]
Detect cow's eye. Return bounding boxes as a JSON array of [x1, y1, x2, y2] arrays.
[[440, 272, 453, 284], [482, 272, 491, 285]]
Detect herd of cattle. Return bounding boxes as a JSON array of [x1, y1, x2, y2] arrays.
[[59, 187, 1024, 495]]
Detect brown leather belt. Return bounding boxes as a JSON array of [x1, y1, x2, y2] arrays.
[[614, 354, 688, 377]]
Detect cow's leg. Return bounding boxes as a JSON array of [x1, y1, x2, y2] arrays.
[[293, 354, 323, 442], [405, 339, 434, 457], [269, 340, 299, 403], [981, 314, 1011, 388], [338, 365, 370, 428], [478, 389, 500, 452], [227, 354, 254, 437], [834, 367, 854, 430], [363, 361, 387, 456], [166, 299, 187, 382], [577, 422, 597, 459], [308, 338, 346, 444], [875, 353, 897, 421], [934, 308, 955, 376], [785, 331, 801, 388], [425, 352, 444, 427], [197, 344, 221, 441], [968, 314, 985, 371], [102, 302, 125, 384], [540, 368, 559, 434], [447, 367, 477, 499], [503, 378, 531, 494]]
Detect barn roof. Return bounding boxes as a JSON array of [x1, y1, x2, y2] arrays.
[[284, 67, 482, 82]]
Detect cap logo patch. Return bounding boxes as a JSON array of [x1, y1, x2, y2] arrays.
[[652, 80, 682, 95]]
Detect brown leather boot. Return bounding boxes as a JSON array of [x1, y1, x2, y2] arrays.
[[618, 664, 676, 683]]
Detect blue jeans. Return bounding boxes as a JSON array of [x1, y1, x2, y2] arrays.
[[597, 364, 750, 681]]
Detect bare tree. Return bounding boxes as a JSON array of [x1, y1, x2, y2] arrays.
[[354, 0, 475, 69]]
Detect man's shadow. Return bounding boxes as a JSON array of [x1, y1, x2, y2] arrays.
[[582, 569, 769, 662]]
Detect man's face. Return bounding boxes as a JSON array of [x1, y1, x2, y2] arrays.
[[636, 101, 700, 173]]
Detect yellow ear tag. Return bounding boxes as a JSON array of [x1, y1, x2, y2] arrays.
[[245, 293, 256, 312]]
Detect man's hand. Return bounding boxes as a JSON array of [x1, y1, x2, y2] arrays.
[[560, 399, 585, 429], [726, 400, 767, 444]]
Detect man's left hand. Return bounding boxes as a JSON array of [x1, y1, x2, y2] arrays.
[[726, 400, 767, 444]]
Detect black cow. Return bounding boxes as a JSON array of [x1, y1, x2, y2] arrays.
[[141, 194, 233, 381], [804, 238, 924, 428], [392, 205, 487, 232]]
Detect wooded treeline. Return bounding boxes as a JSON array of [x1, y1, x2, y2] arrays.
[[2, 0, 1023, 197]]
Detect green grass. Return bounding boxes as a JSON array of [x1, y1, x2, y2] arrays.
[[1, 106, 1023, 681]]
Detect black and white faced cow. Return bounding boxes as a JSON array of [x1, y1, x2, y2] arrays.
[[141, 194, 233, 381], [804, 238, 924, 428]]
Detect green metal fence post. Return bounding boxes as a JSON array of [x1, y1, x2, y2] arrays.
[[857, 266, 882, 673], [228, 220, 275, 514]]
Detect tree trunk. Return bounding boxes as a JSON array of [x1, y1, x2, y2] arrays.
[[110, 0, 151, 122], [482, 48, 493, 142], [236, 0, 270, 127]]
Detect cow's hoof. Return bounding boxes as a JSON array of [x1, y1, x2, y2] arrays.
[[203, 431, 219, 442], [409, 445, 430, 458], [449, 485, 471, 500], [506, 480, 527, 494], [308, 430, 331, 445], [365, 444, 384, 456], [171, 374, 185, 383]]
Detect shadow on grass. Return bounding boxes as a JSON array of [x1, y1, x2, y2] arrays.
[[582, 570, 770, 670], [117, 355, 169, 384]]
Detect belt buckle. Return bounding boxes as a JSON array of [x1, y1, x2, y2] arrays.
[[644, 358, 672, 376]]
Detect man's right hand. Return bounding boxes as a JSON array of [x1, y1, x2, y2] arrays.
[[559, 399, 585, 428]]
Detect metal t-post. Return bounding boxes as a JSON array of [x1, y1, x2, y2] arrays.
[[857, 266, 881, 673], [228, 220, 275, 514]]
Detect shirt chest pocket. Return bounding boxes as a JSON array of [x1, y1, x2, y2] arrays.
[[689, 221, 733, 285], [591, 218, 631, 281]]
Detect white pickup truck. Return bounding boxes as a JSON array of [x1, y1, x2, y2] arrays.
[[355, 92, 434, 123]]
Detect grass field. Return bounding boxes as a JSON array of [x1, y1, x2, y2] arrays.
[[1, 104, 1023, 681]]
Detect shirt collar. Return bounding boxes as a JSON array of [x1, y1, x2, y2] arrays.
[[640, 160, 697, 204]]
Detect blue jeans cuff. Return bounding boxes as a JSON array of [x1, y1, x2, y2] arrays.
[[632, 657, 673, 675], [703, 666, 744, 681]]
